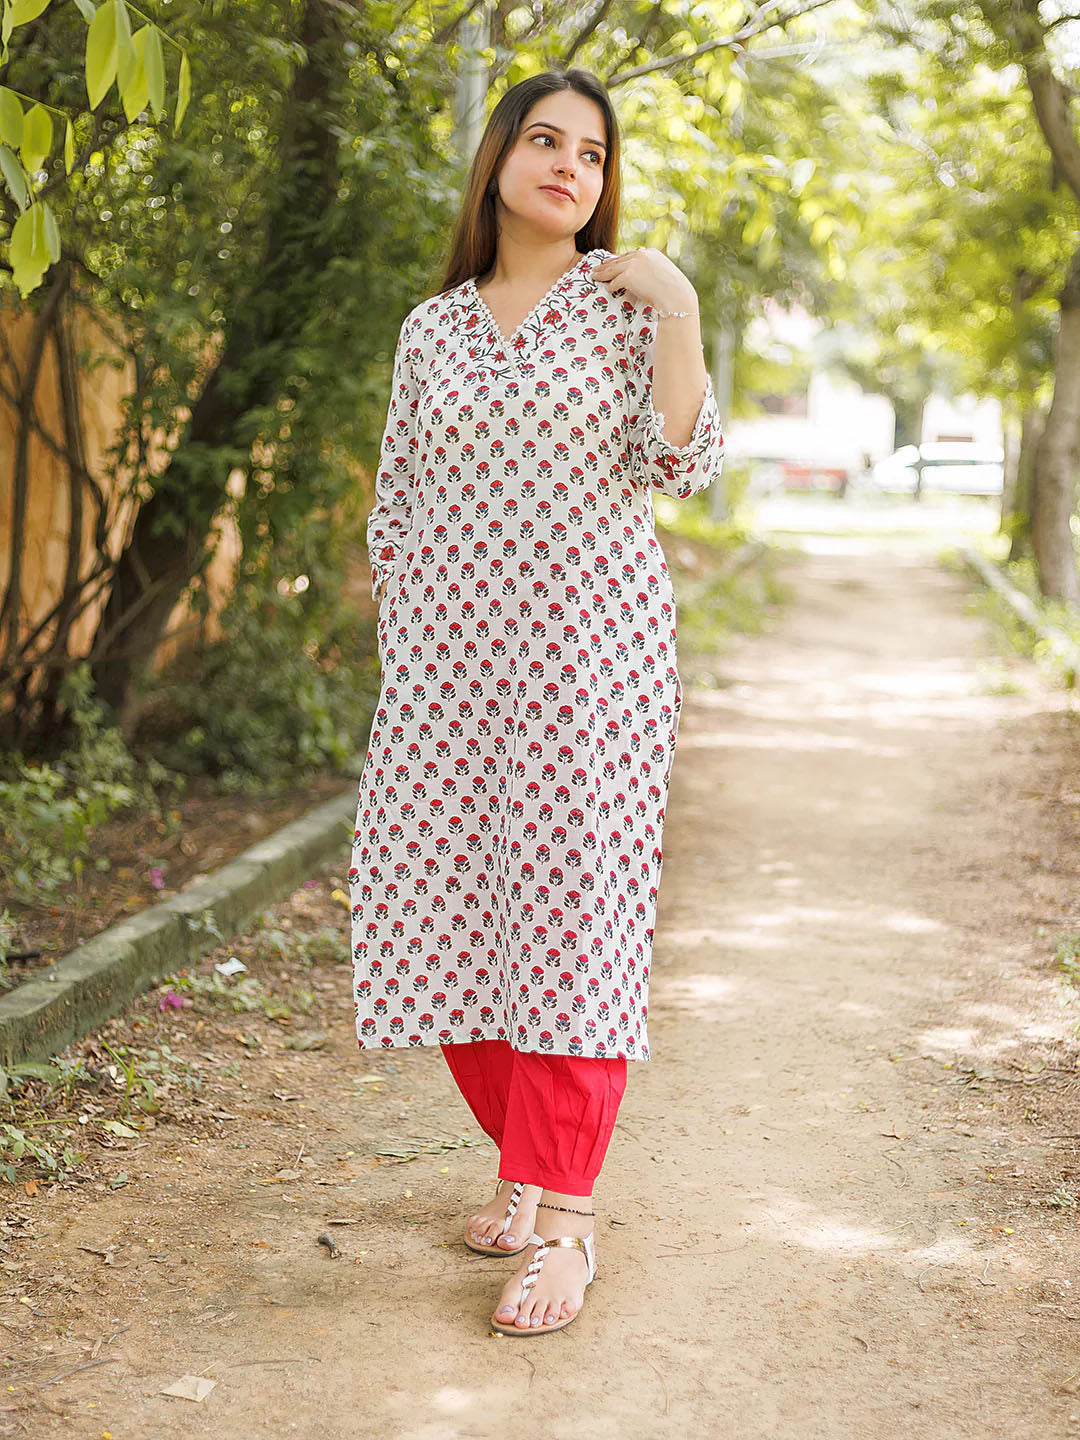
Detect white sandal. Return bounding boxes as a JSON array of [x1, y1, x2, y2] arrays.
[[489, 1230, 597, 1337], [463, 1179, 531, 1257]]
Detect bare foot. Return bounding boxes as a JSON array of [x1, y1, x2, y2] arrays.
[[465, 1180, 541, 1252], [492, 1196, 594, 1330]]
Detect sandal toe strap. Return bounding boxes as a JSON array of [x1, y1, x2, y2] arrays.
[[500, 1181, 525, 1234], [519, 1232, 597, 1292]]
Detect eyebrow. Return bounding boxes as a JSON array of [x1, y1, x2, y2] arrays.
[[524, 121, 607, 152]]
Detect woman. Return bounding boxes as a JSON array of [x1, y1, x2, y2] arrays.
[[349, 65, 724, 1337]]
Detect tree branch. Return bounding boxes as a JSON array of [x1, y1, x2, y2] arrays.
[[606, 0, 838, 86]]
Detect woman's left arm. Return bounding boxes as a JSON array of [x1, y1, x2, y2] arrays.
[[593, 248, 725, 500]]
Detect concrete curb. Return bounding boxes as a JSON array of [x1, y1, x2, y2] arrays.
[[0, 785, 358, 1067], [959, 544, 1080, 688]]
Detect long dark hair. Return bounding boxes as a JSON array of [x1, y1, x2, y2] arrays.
[[437, 67, 621, 295]]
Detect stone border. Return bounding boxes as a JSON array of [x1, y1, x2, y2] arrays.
[[0, 786, 358, 1067], [959, 544, 1080, 688]]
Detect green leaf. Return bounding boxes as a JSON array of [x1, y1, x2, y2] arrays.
[[9, 0, 53, 25], [19, 103, 51, 174], [10, 201, 54, 296], [720, 73, 743, 119], [174, 47, 190, 134], [72, 0, 97, 21], [86, 0, 132, 109], [116, 7, 139, 95], [102, 1119, 140, 1137], [120, 40, 148, 122], [12, 1061, 61, 1081], [137, 23, 165, 119], [0, 143, 29, 211], [63, 115, 74, 173], [0, 88, 24, 149], [41, 197, 59, 261], [742, 203, 772, 247]]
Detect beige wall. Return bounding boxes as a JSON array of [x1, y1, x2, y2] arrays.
[[0, 299, 243, 709]]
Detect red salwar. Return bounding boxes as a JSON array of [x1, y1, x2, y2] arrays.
[[441, 1040, 627, 1195]]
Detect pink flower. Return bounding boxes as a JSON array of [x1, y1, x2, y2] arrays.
[[158, 991, 185, 1010], [149, 867, 165, 889]]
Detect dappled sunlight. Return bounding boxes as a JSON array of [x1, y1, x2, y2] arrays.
[[678, 726, 911, 757], [691, 688, 1033, 727], [959, 1002, 1066, 1035], [657, 924, 787, 948], [657, 926, 790, 959], [740, 1189, 901, 1254], [429, 1388, 477, 1414], [756, 492, 1000, 548], [880, 910, 946, 934], [918, 1026, 983, 1052], [660, 899, 950, 969], [919, 1005, 1070, 1058], [831, 998, 892, 1020], [852, 663, 978, 693], [744, 903, 853, 927], [654, 972, 746, 1008], [733, 1184, 1035, 1287], [655, 971, 888, 1023]]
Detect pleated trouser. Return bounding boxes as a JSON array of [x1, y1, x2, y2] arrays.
[[441, 1040, 627, 1194]]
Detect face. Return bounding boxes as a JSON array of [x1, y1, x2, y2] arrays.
[[493, 90, 608, 243]]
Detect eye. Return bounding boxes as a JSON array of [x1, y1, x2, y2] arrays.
[[530, 133, 604, 164]]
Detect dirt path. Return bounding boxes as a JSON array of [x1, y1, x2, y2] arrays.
[[15, 541, 1080, 1439]]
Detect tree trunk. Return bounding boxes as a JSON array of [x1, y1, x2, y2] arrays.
[[1031, 244, 1080, 603], [1005, 402, 1045, 562], [90, 0, 350, 723]]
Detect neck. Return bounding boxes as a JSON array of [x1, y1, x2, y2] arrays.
[[480, 234, 584, 289]]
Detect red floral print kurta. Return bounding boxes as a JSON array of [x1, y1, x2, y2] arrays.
[[349, 247, 724, 1060]]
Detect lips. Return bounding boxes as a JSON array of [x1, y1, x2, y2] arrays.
[[541, 185, 575, 201]]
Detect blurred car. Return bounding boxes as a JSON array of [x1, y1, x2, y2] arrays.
[[871, 442, 1004, 497], [778, 460, 852, 493]]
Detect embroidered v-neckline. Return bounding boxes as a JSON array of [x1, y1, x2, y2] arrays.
[[466, 249, 601, 355]]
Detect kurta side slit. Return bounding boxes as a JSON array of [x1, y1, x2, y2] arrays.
[[350, 248, 725, 1062]]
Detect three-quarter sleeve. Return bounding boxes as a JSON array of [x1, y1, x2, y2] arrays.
[[624, 301, 724, 499], [367, 312, 421, 602]]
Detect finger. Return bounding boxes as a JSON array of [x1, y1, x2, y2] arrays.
[[592, 249, 633, 273]]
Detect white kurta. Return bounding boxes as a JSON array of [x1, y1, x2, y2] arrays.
[[349, 246, 724, 1060]]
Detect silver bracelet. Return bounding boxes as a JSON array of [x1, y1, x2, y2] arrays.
[[655, 305, 699, 318]]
